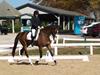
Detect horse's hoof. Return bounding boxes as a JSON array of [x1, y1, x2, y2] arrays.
[[78, 52, 82, 55], [34, 61, 39, 65], [54, 60, 57, 65]]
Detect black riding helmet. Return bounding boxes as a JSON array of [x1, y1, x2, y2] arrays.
[[33, 10, 39, 16]]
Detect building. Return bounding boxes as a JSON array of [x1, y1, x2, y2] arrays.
[[16, 3, 86, 34], [0, 1, 20, 33]]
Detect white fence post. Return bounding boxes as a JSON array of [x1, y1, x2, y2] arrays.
[[63, 38, 65, 44], [18, 47, 22, 56], [54, 47, 58, 55], [54, 34, 59, 55], [90, 45, 93, 55]]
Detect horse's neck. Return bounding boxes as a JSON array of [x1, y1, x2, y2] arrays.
[[40, 29, 51, 36]]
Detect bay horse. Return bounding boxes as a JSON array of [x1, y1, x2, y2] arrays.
[[12, 25, 58, 65]]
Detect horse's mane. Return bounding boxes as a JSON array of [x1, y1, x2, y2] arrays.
[[43, 25, 58, 30]]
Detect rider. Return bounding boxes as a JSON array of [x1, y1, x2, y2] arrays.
[[31, 10, 41, 46]]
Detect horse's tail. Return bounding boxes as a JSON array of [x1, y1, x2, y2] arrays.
[[12, 33, 20, 57]]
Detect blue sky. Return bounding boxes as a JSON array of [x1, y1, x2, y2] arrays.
[[0, 0, 32, 7]]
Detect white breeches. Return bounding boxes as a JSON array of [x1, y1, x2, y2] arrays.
[[31, 29, 40, 40], [31, 29, 36, 37]]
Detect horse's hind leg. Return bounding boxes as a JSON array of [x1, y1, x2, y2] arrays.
[[20, 48, 24, 56], [12, 49, 15, 57], [9, 47, 16, 63], [20, 40, 33, 65], [46, 45, 57, 65], [16, 48, 25, 63]]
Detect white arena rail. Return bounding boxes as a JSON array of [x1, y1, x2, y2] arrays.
[[63, 38, 100, 44], [0, 44, 22, 48], [0, 44, 22, 55], [0, 35, 94, 62], [62, 37, 100, 55], [0, 55, 89, 62], [51, 43, 100, 55], [0, 35, 100, 63], [0, 43, 89, 62]]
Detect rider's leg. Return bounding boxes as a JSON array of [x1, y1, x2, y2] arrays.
[[34, 29, 40, 40], [31, 29, 36, 46], [31, 29, 36, 38]]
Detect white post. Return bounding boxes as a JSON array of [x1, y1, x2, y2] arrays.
[[54, 35, 59, 55], [67, 17, 70, 30], [72, 23, 74, 30], [63, 16, 66, 30], [54, 47, 58, 55], [90, 45, 93, 55], [12, 19, 15, 33], [67, 21, 70, 30], [18, 47, 22, 56], [63, 38, 65, 44], [58, 16, 60, 26]]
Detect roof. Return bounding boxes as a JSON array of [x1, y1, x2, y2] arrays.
[[16, 3, 86, 17], [0, 1, 20, 19]]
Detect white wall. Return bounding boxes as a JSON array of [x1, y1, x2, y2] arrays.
[[19, 6, 47, 15]]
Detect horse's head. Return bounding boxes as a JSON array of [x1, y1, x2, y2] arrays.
[[51, 25, 59, 43], [51, 25, 59, 37]]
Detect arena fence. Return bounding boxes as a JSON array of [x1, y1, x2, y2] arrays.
[[2, 35, 100, 63], [0, 44, 89, 62], [62, 37, 100, 55]]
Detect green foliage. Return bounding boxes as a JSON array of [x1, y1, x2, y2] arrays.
[[41, 0, 90, 11], [7, 23, 21, 33], [14, 23, 21, 32]]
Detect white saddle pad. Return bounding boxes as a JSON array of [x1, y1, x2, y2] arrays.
[[27, 32, 32, 40], [27, 29, 54, 41], [27, 29, 40, 40]]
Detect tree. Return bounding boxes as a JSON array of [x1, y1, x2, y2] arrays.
[[40, 0, 91, 15], [90, 0, 100, 10], [29, 0, 43, 4], [88, 0, 100, 20], [30, 0, 100, 20]]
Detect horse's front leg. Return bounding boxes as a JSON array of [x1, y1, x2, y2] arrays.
[[46, 45, 57, 65], [35, 47, 42, 65]]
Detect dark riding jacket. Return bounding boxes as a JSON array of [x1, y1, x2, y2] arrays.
[[31, 16, 41, 29]]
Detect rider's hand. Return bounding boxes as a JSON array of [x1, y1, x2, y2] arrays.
[[41, 26, 44, 28], [38, 26, 40, 29]]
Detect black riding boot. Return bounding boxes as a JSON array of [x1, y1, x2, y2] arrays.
[[31, 36, 35, 46]]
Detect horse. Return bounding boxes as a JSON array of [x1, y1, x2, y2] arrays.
[[12, 25, 59, 65]]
